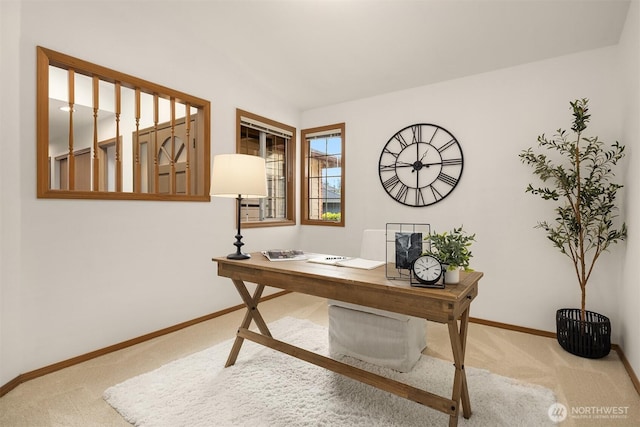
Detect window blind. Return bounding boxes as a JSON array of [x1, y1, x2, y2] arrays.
[[241, 117, 292, 139]]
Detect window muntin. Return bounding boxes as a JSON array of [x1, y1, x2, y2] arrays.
[[301, 123, 345, 226], [236, 109, 296, 227]]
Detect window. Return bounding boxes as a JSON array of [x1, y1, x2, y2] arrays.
[[236, 109, 296, 227], [301, 123, 345, 226]]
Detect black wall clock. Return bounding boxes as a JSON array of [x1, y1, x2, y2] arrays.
[[378, 123, 464, 207]]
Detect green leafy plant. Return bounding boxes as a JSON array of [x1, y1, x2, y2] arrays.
[[519, 98, 627, 321], [425, 226, 476, 271], [321, 212, 341, 221]]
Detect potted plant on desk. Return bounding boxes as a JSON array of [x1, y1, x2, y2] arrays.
[[425, 226, 476, 284], [519, 98, 626, 358]]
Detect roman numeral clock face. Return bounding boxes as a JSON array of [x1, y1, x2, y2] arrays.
[[378, 124, 464, 207]]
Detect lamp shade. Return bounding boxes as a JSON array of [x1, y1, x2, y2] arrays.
[[210, 154, 268, 198]]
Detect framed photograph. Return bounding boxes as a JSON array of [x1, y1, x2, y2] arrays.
[[385, 223, 430, 280], [395, 232, 423, 269]]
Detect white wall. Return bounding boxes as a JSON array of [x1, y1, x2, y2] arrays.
[[301, 47, 627, 340], [619, 0, 640, 381], [0, 0, 25, 387], [1, 0, 638, 387], [1, 1, 302, 383]]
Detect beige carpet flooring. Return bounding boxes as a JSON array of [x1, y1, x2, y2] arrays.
[[1, 293, 639, 426]]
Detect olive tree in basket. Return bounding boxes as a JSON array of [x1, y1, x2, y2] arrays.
[[519, 98, 626, 358]]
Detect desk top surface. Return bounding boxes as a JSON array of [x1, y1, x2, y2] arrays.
[[213, 252, 483, 304]]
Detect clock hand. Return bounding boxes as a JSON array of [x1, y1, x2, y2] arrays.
[[415, 156, 420, 191], [422, 160, 443, 167], [419, 147, 430, 162]]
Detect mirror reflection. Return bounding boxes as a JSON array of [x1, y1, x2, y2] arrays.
[[38, 46, 211, 200]]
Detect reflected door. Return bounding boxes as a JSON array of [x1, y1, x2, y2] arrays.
[[157, 132, 186, 194], [136, 117, 197, 195], [57, 148, 91, 190]]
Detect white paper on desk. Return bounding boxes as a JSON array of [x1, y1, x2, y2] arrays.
[[308, 256, 385, 270], [307, 255, 350, 265], [335, 258, 385, 270]]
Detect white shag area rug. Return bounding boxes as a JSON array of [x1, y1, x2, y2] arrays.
[[104, 317, 556, 426]]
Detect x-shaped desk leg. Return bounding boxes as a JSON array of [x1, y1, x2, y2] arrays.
[[447, 307, 472, 427], [225, 280, 271, 367]]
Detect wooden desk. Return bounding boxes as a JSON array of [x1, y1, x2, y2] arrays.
[[213, 253, 483, 427]]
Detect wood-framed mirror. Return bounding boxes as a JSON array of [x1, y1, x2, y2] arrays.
[[37, 46, 211, 201]]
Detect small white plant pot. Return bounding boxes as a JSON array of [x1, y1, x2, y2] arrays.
[[444, 268, 460, 284]]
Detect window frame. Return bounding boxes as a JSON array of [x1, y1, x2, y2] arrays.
[[37, 46, 211, 201], [236, 109, 296, 228], [301, 123, 345, 227]]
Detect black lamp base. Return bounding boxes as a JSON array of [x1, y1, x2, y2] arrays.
[[227, 219, 250, 260], [227, 252, 250, 260]]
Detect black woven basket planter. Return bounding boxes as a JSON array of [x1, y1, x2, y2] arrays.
[[556, 308, 611, 359]]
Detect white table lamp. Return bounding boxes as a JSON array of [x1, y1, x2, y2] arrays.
[[211, 154, 267, 259]]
